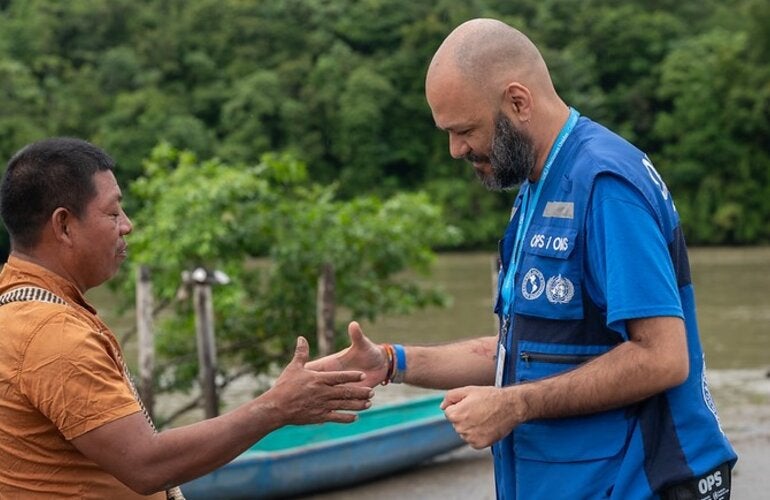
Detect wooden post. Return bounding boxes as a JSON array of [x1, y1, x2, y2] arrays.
[[192, 269, 219, 418], [316, 262, 336, 356], [136, 265, 155, 420]]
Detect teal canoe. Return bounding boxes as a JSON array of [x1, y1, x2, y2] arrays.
[[181, 394, 464, 499]]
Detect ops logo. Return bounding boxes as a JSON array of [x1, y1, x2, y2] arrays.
[[530, 233, 570, 252], [698, 471, 722, 495]]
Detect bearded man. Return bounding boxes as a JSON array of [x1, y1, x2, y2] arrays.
[[310, 18, 736, 500]]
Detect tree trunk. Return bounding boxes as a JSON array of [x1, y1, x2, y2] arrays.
[[193, 276, 219, 418], [316, 262, 336, 356], [136, 265, 155, 420]]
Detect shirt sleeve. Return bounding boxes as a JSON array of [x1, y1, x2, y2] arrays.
[[19, 312, 141, 440], [584, 174, 684, 338]]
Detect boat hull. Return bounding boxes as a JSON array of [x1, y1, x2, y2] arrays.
[[181, 395, 464, 499]]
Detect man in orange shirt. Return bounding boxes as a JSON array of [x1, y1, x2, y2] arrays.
[[0, 137, 373, 499]]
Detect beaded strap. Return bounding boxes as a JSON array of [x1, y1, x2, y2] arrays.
[[0, 286, 67, 306], [0, 286, 185, 500], [380, 343, 407, 384]]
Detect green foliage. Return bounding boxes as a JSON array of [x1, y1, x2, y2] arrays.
[[424, 177, 511, 250], [0, 57, 46, 156], [654, 28, 770, 243], [124, 144, 459, 395], [1, 0, 769, 260]]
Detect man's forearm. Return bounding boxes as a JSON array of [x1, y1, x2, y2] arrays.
[[142, 396, 286, 491], [441, 318, 690, 449], [511, 317, 689, 422], [403, 335, 498, 389]]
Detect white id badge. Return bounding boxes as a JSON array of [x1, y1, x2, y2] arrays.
[[495, 343, 506, 387]]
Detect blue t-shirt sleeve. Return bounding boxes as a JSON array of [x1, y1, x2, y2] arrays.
[[585, 174, 684, 338]]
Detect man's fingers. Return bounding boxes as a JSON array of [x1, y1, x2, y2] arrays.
[[323, 411, 359, 424], [319, 369, 366, 385], [323, 383, 374, 401], [291, 336, 309, 366], [440, 387, 469, 410], [323, 398, 373, 412]]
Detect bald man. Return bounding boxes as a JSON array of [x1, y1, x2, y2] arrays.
[[310, 18, 736, 499]]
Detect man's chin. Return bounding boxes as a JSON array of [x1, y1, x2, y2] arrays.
[[476, 170, 524, 192], [471, 161, 491, 177], [474, 169, 500, 191]]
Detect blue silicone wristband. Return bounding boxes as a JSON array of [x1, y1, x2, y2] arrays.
[[394, 344, 407, 371]]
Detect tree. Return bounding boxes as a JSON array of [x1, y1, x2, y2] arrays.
[[121, 144, 460, 422], [0, 57, 47, 162], [0, 0, 768, 257], [655, 28, 770, 243]]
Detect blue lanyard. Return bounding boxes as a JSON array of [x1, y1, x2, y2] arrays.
[[500, 107, 579, 313]]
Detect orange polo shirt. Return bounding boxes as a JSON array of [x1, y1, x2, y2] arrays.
[[0, 256, 164, 499]]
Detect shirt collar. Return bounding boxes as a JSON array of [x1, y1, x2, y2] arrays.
[[0, 255, 97, 314]]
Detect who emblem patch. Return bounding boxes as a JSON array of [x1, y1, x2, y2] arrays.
[[546, 274, 575, 304]]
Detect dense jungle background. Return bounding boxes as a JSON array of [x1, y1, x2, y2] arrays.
[[1, 0, 768, 256]]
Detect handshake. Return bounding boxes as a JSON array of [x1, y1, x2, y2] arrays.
[[267, 336, 373, 426]]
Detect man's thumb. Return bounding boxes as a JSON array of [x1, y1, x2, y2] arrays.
[[440, 387, 468, 410], [348, 321, 364, 345], [292, 336, 309, 365]]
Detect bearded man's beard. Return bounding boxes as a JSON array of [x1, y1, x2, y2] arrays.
[[467, 113, 536, 191]]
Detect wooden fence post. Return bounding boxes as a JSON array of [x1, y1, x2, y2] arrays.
[[136, 265, 155, 420], [192, 268, 219, 419], [316, 262, 336, 356]]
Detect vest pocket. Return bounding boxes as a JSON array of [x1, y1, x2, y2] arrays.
[[515, 224, 582, 319], [514, 408, 629, 462], [513, 341, 631, 462]]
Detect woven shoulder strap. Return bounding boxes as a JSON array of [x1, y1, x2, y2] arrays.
[[0, 286, 67, 307]]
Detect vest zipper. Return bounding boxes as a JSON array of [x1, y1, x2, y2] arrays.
[[520, 351, 597, 366]]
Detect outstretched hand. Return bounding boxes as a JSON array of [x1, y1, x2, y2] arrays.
[[305, 321, 389, 388], [269, 336, 374, 425]]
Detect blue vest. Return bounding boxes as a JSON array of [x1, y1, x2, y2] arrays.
[[491, 117, 736, 499]]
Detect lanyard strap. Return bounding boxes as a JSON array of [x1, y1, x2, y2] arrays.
[[500, 107, 580, 312]]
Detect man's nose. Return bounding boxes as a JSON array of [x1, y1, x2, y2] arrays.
[[448, 133, 470, 159], [121, 213, 133, 235]]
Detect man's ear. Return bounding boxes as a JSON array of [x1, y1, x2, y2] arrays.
[[503, 82, 533, 123], [51, 207, 74, 245]]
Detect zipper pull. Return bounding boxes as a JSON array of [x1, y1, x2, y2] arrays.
[[520, 351, 530, 367]]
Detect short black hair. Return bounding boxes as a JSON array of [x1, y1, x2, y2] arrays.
[[0, 137, 116, 249]]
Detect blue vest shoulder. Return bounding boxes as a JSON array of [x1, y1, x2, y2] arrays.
[[563, 118, 679, 238]]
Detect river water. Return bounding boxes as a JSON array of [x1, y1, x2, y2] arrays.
[[359, 247, 770, 369], [102, 247, 770, 371]]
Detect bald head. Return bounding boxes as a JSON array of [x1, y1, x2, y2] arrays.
[[425, 19, 570, 187], [427, 18, 556, 103]]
